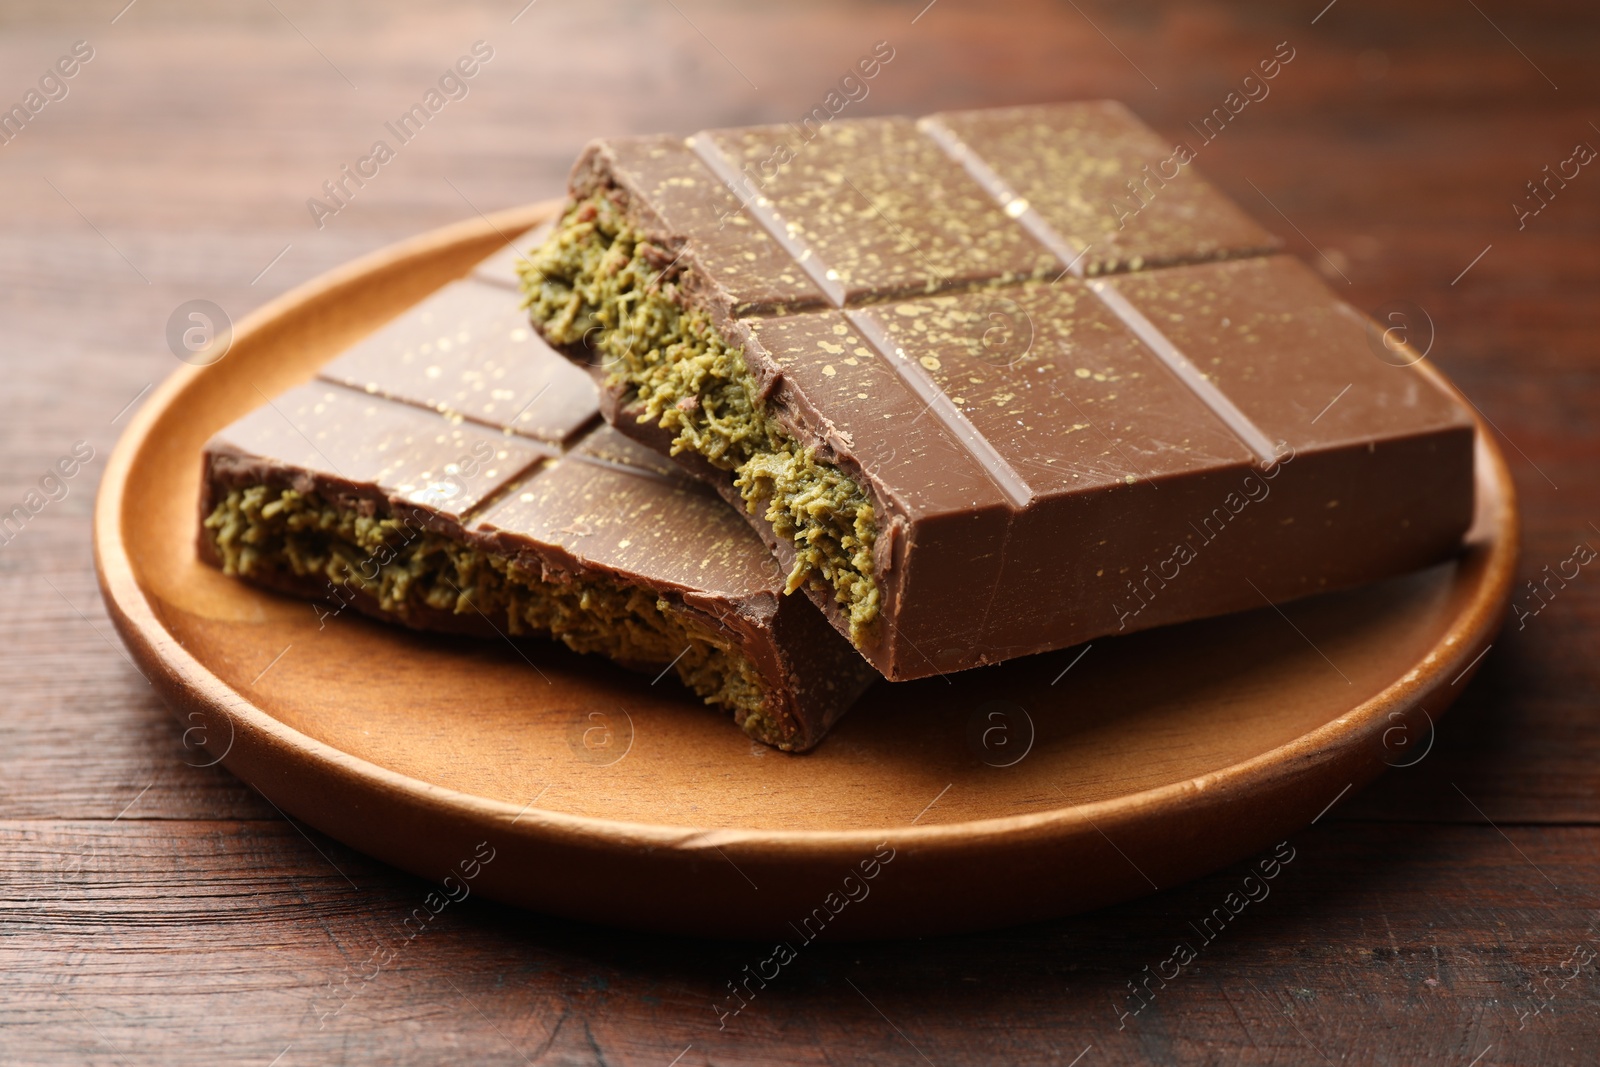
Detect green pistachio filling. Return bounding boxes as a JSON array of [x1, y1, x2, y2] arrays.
[[520, 192, 881, 645], [203, 485, 794, 746]]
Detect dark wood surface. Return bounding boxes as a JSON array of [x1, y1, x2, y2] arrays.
[[3, 0, 1597, 1062]]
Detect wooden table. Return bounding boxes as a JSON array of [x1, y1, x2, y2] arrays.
[[3, 0, 1596, 1062]]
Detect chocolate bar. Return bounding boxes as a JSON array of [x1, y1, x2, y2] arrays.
[[197, 275, 879, 750], [522, 100, 1476, 681]]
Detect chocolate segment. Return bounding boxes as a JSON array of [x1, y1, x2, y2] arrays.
[[921, 101, 1281, 276], [319, 281, 596, 446], [198, 277, 878, 751], [580, 135, 827, 315], [690, 117, 1059, 303], [523, 100, 1477, 682]]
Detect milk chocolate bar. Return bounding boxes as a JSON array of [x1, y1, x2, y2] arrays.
[[522, 100, 1476, 681], [197, 276, 878, 750]]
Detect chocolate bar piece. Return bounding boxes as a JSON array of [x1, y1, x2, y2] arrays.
[[522, 100, 1476, 681], [197, 275, 879, 751]]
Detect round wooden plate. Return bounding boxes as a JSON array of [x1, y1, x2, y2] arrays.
[[95, 203, 1518, 941]]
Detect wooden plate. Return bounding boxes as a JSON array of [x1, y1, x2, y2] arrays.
[[95, 203, 1519, 941]]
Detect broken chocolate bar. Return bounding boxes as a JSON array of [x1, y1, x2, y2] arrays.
[[522, 100, 1476, 682], [197, 274, 879, 750]]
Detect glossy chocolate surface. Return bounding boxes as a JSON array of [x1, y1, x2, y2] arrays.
[[199, 275, 878, 750], [556, 100, 1477, 681]]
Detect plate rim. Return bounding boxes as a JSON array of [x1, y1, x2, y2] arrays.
[[94, 203, 1521, 859]]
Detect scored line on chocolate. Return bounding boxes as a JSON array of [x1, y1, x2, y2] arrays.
[[843, 309, 1034, 507], [685, 118, 1283, 478], [455, 458, 554, 526], [917, 115, 1091, 276], [685, 134, 849, 308], [916, 114, 1285, 468], [688, 128, 1033, 504], [304, 376, 556, 526], [306, 372, 692, 526], [565, 448, 681, 487], [317, 354, 602, 449], [1086, 281, 1282, 466]]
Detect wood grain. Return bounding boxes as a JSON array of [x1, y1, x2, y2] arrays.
[[3, 0, 1598, 1061]]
